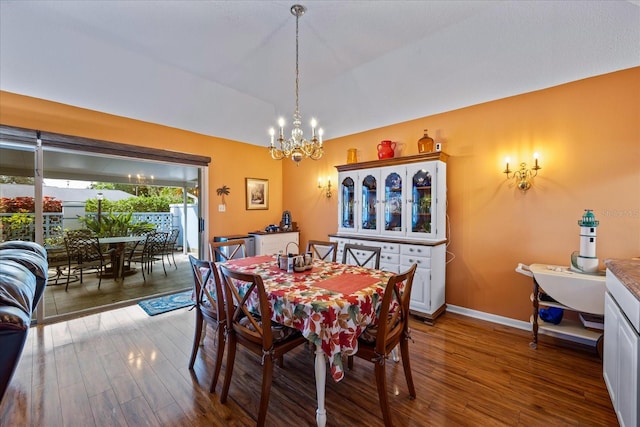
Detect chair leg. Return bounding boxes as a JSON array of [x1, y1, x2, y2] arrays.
[[189, 312, 203, 369], [347, 355, 354, 370], [210, 323, 226, 393], [65, 262, 72, 291], [220, 334, 237, 404], [400, 338, 416, 398], [257, 357, 274, 427], [374, 362, 393, 427], [160, 254, 167, 275]]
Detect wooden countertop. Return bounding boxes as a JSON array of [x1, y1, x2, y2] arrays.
[[604, 259, 640, 301]]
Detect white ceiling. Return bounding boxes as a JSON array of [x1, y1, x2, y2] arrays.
[[1, 1, 639, 147]]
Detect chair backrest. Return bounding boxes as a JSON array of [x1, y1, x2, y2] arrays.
[[374, 263, 417, 353], [209, 239, 247, 263], [166, 228, 180, 249], [218, 264, 275, 350], [306, 240, 338, 262], [342, 243, 381, 269], [145, 230, 168, 255], [188, 255, 223, 320], [64, 233, 103, 262]]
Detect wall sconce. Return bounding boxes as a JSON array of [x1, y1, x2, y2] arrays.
[[503, 153, 541, 192], [318, 177, 332, 198]]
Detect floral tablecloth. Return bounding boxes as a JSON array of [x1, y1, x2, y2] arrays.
[[222, 255, 395, 381]]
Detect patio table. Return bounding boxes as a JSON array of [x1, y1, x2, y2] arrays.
[[97, 235, 145, 281], [221, 255, 395, 427]]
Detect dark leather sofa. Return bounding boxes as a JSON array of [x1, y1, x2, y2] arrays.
[[0, 241, 48, 403]]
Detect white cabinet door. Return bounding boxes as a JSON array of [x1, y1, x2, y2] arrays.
[[405, 162, 445, 240], [337, 172, 357, 234], [617, 314, 638, 427], [358, 168, 381, 236], [603, 293, 619, 410], [380, 165, 406, 238], [604, 291, 639, 427], [254, 233, 298, 256]]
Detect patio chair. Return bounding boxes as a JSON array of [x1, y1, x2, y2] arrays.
[[128, 230, 168, 280], [347, 263, 417, 426], [188, 255, 226, 393], [306, 240, 338, 262], [218, 265, 306, 426], [63, 232, 112, 291], [342, 243, 381, 269], [162, 228, 180, 268]]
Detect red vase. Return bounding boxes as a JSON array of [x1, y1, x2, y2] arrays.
[[377, 140, 396, 159]]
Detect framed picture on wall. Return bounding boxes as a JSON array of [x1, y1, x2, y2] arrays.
[[245, 178, 269, 210]]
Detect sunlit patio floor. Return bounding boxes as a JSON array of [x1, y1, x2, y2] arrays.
[[42, 251, 192, 320]]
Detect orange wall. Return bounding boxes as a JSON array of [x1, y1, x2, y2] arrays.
[[0, 91, 284, 239], [285, 67, 640, 321], [2, 67, 638, 322]]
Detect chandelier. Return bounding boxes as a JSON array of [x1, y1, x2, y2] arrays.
[[268, 4, 323, 165]]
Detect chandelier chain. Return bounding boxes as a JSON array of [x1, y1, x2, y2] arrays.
[[268, 4, 323, 165]]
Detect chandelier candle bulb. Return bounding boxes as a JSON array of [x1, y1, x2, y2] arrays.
[[504, 157, 511, 174], [534, 152, 539, 169]]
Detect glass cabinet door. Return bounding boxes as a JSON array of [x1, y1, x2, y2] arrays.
[[339, 175, 355, 232], [408, 166, 434, 236], [382, 168, 403, 235], [360, 172, 378, 232]]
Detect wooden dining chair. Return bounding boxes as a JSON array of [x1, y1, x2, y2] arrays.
[[188, 255, 226, 393], [209, 239, 247, 263], [306, 240, 338, 262], [347, 263, 417, 426], [342, 243, 381, 269], [218, 265, 307, 427]]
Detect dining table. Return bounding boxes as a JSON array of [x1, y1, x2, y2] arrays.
[[220, 254, 396, 427], [97, 235, 146, 282]]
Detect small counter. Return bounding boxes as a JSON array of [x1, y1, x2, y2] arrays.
[[603, 258, 639, 427], [604, 258, 640, 301]]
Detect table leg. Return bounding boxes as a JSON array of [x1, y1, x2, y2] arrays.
[[531, 277, 540, 349], [314, 344, 327, 427]]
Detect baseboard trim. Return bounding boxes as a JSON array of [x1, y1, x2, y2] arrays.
[[446, 304, 597, 347], [446, 304, 531, 331]]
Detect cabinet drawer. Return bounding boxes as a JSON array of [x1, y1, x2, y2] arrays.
[[401, 256, 431, 269], [380, 253, 400, 264], [349, 239, 400, 254], [401, 244, 431, 258]]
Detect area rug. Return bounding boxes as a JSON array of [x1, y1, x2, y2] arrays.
[[138, 290, 193, 316]]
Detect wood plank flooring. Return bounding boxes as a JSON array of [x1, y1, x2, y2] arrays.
[[2, 305, 617, 426]]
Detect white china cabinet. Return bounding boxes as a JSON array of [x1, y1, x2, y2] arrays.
[[333, 152, 448, 322]]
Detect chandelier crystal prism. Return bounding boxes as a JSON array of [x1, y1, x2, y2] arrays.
[[268, 4, 323, 165]]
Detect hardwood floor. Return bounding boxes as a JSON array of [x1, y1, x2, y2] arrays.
[[2, 306, 617, 426]]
